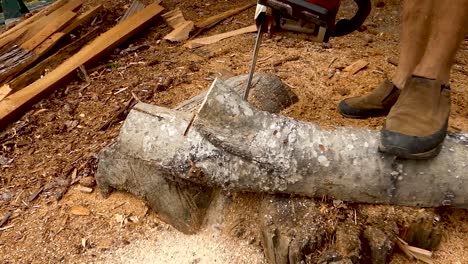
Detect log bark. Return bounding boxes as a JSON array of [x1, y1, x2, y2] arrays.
[[97, 78, 468, 208], [96, 74, 296, 234]]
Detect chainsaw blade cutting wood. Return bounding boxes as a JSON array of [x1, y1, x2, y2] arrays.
[[243, 0, 372, 99]]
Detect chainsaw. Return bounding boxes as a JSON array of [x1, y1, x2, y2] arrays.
[[243, 0, 372, 98]]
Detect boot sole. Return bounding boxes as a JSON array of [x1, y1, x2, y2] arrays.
[[378, 143, 442, 160], [338, 109, 389, 119]]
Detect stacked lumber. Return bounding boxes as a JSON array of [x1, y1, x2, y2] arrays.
[[0, 2, 165, 128]]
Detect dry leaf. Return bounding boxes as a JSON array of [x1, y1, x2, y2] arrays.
[[70, 206, 90, 216]]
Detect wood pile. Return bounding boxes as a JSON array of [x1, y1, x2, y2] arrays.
[[0, 0, 165, 129]]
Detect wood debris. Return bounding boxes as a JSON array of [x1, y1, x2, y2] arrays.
[[184, 25, 257, 49], [0, 211, 13, 228], [162, 8, 194, 42], [194, 2, 255, 30], [76, 185, 93, 193], [343, 59, 369, 75], [70, 205, 91, 216]]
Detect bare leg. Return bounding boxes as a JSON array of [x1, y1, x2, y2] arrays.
[[412, 0, 468, 83], [391, 0, 434, 89]]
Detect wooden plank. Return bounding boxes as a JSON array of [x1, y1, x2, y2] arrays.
[[0, 3, 165, 128], [33, 33, 67, 56], [0, 32, 67, 86], [21, 11, 77, 51], [7, 28, 102, 92], [0, 12, 76, 84], [0, 0, 71, 44], [61, 5, 104, 35], [17, 0, 83, 45], [184, 25, 256, 49], [194, 2, 255, 29]]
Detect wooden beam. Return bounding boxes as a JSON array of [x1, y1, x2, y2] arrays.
[[0, 32, 67, 86], [61, 5, 104, 35], [7, 28, 102, 93], [17, 0, 83, 45], [0, 12, 77, 84], [184, 24, 256, 49], [0, 3, 165, 128], [21, 11, 77, 51], [0, 0, 71, 45]]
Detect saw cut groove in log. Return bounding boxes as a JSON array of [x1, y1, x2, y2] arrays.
[[98, 78, 468, 209]]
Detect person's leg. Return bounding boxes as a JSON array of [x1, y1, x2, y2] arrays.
[[412, 0, 468, 83], [380, 0, 468, 159], [391, 0, 434, 89], [338, 0, 434, 119]]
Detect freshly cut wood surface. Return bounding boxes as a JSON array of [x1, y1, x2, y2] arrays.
[[61, 5, 104, 35], [184, 25, 256, 49], [0, 3, 165, 128]]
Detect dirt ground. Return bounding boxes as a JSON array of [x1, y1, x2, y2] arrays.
[[1, 0, 468, 263]]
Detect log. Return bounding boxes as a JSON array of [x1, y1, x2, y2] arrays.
[[184, 25, 257, 49], [97, 77, 468, 208], [0, 3, 165, 128], [97, 74, 296, 234]]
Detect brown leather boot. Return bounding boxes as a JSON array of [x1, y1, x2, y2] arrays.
[[338, 80, 401, 118], [379, 76, 451, 159]]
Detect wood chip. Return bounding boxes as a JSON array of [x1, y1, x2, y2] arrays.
[[344, 59, 369, 75], [70, 206, 91, 216], [76, 186, 93, 193], [396, 236, 433, 264], [163, 21, 194, 42]]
